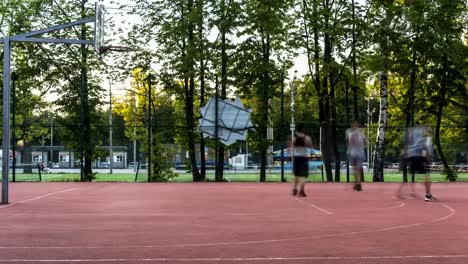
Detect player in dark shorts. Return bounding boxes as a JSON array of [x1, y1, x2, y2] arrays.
[[398, 126, 436, 201], [290, 124, 313, 197]]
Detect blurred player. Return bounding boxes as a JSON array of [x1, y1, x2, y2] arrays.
[[399, 126, 437, 201], [346, 121, 368, 191], [290, 124, 313, 197]]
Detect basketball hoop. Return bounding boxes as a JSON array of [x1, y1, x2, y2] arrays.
[[94, 3, 129, 55], [98, 45, 131, 55]]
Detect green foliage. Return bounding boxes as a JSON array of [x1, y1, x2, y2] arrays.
[[2, 0, 467, 183], [114, 68, 177, 182]]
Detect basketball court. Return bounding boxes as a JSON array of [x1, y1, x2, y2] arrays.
[[1, 182, 467, 263]]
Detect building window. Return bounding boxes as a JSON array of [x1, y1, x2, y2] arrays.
[[33, 154, 42, 163]]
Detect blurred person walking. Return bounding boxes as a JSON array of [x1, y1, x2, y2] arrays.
[[346, 121, 368, 191], [399, 126, 437, 201], [290, 124, 313, 197]]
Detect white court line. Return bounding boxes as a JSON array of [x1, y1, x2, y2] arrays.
[[0, 203, 456, 250], [351, 201, 406, 212], [0, 188, 76, 209], [295, 197, 334, 215], [0, 203, 455, 250], [388, 202, 406, 209], [1, 255, 468, 262], [433, 204, 455, 221], [4, 212, 267, 217]]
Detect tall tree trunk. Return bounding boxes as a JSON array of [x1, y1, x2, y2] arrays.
[[322, 0, 333, 182], [372, 3, 393, 182], [216, 0, 228, 182], [351, 0, 359, 122], [402, 95, 412, 183], [435, 57, 456, 181], [309, 0, 331, 181], [302, 0, 329, 181], [182, 2, 201, 181], [80, 0, 92, 181], [434, 90, 455, 181], [403, 41, 419, 183], [330, 71, 340, 182], [322, 100, 333, 181], [198, 0, 206, 181], [372, 71, 388, 182], [258, 28, 270, 182]]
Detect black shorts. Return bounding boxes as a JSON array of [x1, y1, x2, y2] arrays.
[[293, 157, 309, 178], [409, 156, 429, 174], [349, 155, 364, 167]]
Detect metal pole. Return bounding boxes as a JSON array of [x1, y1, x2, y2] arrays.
[[410, 70, 415, 183], [50, 113, 53, 165], [215, 75, 219, 180], [280, 71, 285, 182], [290, 74, 296, 177], [133, 93, 137, 169], [367, 98, 370, 170], [109, 79, 113, 174], [345, 78, 349, 182], [2, 37, 11, 204], [12, 72, 17, 182], [147, 74, 152, 182], [41, 135, 45, 170]]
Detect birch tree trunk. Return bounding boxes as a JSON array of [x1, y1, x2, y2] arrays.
[[372, 1, 393, 182], [372, 71, 388, 182]]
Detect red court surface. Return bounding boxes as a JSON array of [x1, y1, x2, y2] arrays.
[[1, 182, 467, 263]]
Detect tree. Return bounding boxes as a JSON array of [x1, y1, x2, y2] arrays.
[[423, 0, 467, 181], [370, 0, 398, 182], [114, 68, 177, 181], [210, 0, 242, 181], [234, 0, 294, 182], [299, 0, 365, 182]]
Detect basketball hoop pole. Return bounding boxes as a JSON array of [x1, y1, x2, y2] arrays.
[[2, 37, 11, 204], [1, 16, 96, 204]]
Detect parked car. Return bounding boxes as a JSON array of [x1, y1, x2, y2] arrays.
[[362, 162, 368, 170], [129, 162, 139, 169], [51, 162, 60, 168], [100, 161, 109, 168]]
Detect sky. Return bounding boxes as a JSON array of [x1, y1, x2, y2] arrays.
[[94, 0, 367, 98]]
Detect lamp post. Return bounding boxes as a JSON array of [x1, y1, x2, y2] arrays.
[[133, 92, 137, 170], [277, 55, 285, 182], [41, 135, 45, 168], [280, 70, 285, 182], [345, 78, 349, 182], [367, 91, 376, 170], [147, 73, 152, 182], [49, 113, 54, 169], [109, 79, 113, 174], [11, 72, 18, 182], [290, 71, 297, 173]]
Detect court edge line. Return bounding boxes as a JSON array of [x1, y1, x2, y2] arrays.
[[0, 203, 455, 249], [0, 188, 76, 209], [1, 255, 468, 262], [295, 197, 334, 215]]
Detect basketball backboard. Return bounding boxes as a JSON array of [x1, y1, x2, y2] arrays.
[[199, 96, 254, 146], [94, 3, 105, 54], [94, 3, 132, 55]]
